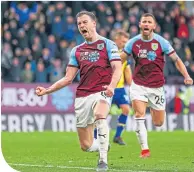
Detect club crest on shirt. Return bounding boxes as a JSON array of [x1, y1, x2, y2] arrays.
[[151, 43, 158, 51], [97, 43, 104, 50]]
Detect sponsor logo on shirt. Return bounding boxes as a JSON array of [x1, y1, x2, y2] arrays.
[[138, 49, 147, 58], [138, 49, 157, 61], [80, 51, 100, 62], [147, 51, 157, 61], [111, 49, 119, 54]]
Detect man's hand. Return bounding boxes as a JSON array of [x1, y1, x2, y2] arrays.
[[102, 85, 114, 97], [184, 77, 193, 85], [35, 86, 47, 96]]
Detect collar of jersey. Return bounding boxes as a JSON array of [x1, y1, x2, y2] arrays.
[[85, 35, 102, 44], [140, 33, 155, 42]]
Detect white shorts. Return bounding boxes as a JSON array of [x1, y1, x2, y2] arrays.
[[74, 91, 112, 128], [130, 81, 166, 110]]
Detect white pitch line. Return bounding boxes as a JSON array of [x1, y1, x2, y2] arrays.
[[9, 163, 152, 172]]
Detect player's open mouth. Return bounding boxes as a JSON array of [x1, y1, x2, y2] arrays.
[[144, 28, 149, 31], [81, 29, 88, 35]]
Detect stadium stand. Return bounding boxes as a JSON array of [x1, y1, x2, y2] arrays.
[[1, 1, 194, 83]]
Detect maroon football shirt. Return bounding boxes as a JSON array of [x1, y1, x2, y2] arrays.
[[68, 36, 121, 97], [124, 33, 175, 88]]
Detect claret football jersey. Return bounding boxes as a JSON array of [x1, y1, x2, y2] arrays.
[[124, 33, 175, 88], [68, 36, 121, 97]]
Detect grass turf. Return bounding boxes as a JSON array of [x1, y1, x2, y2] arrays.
[[1, 131, 194, 172]]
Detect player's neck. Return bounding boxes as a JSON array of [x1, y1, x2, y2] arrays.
[[85, 32, 100, 43], [141, 32, 154, 41]]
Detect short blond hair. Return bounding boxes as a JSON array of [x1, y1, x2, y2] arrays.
[[112, 30, 129, 40]]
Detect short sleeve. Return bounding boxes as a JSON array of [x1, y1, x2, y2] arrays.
[[123, 39, 133, 55], [123, 35, 141, 55], [155, 34, 175, 56], [68, 47, 79, 68], [162, 39, 175, 55], [106, 40, 121, 61]]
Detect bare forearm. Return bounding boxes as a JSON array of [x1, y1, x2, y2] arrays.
[[175, 59, 190, 78], [110, 67, 122, 89], [46, 77, 72, 94]]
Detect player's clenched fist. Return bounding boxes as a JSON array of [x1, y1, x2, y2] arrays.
[[102, 85, 114, 97], [35, 86, 47, 96], [184, 77, 193, 85]]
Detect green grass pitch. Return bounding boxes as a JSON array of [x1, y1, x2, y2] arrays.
[[2, 131, 194, 172]]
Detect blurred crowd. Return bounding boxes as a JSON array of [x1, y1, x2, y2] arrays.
[[1, 1, 194, 83]]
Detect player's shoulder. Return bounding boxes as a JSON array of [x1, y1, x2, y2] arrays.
[[71, 42, 86, 53], [153, 33, 168, 43], [127, 34, 141, 45], [75, 42, 86, 50], [99, 36, 117, 46]]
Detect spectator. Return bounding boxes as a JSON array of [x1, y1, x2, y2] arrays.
[[1, 43, 13, 80], [21, 48, 32, 66], [188, 18, 194, 55], [177, 16, 189, 45], [63, 16, 76, 42], [59, 40, 69, 64], [34, 62, 47, 83], [47, 35, 58, 59], [17, 28, 29, 49], [3, 31, 12, 45], [163, 32, 173, 44], [32, 43, 42, 62], [9, 20, 18, 39], [105, 14, 115, 32], [51, 15, 65, 40], [74, 31, 85, 45], [163, 15, 175, 39], [21, 62, 34, 83], [1, 1, 194, 84], [46, 4, 55, 26], [42, 48, 52, 68], [97, 3, 108, 28], [113, 13, 125, 29], [10, 2, 38, 27], [32, 35, 43, 52], [129, 25, 138, 37], [49, 59, 64, 83], [99, 28, 108, 37], [9, 57, 21, 82], [54, 2, 66, 17], [37, 25, 48, 48], [66, 41, 76, 61], [155, 25, 162, 35]]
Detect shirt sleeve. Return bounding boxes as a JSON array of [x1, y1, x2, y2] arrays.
[[106, 40, 121, 62], [68, 47, 79, 68], [160, 38, 175, 56], [123, 39, 133, 55]]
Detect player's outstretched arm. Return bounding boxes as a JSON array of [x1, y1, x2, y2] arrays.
[[35, 67, 79, 96], [103, 61, 122, 97], [169, 52, 193, 85]]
